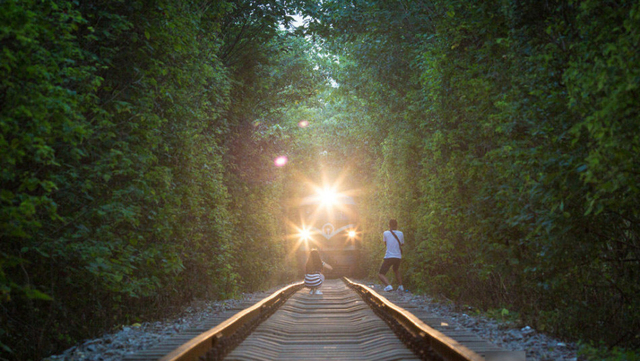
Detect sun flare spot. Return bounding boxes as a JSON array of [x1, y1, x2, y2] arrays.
[[274, 156, 288, 167]]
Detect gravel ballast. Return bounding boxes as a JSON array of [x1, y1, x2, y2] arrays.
[[373, 283, 578, 361]]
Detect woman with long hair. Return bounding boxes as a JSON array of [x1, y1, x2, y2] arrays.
[[304, 249, 333, 295]]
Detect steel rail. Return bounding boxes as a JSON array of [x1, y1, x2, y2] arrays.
[[343, 277, 483, 361], [159, 281, 304, 361], [156, 278, 485, 361]]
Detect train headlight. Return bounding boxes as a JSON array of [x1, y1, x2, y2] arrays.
[[300, 228, 311, 241], [348, 230, 356, 238], [318, 188, 338, 206]]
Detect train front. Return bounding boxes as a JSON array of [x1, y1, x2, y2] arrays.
[[294, 188, 361, 277]]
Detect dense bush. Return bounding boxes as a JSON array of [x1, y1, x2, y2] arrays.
[[2, 0, 638, 359], [301, 0, 640, 349], [0, 0, 316, 359]]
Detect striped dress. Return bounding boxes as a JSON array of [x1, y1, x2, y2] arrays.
[[304, 262, 325, 288]]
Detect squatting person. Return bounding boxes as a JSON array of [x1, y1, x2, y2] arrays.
[[304, 248, 333, 295]]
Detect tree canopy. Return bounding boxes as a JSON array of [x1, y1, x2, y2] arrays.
[[1, 0, 639, 359]]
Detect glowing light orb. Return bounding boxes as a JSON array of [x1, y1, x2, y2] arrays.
[[298, 120, 309, 128], [318, 188, 337, 206], [300, 228, 311, 240], [274, 156, 288, 167], [348, 230, 356, 238]]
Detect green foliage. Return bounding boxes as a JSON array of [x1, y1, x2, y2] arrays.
[[484, 307, 520, 325], [579, 342, 640, 361], [1, 0, 316, 359], [216, 4, 328, 290], [300, 0, 640, 349], [3, 0, 639, 358]]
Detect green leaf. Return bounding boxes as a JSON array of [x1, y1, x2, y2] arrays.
[[24, 288, 53, 301]]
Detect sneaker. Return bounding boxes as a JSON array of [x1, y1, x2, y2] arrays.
[[315, 290, 323, 295], [309, 289, 315, 295], [397, 285, 404, 292], [383, 285, 393, 292]]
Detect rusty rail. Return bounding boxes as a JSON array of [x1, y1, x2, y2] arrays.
[[343, 277, 483, 361], [159, 282, 304, 361]]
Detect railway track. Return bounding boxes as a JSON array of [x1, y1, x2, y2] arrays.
[[124, 279, 524, 361]]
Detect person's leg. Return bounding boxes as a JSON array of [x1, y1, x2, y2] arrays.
[[393, 260, 403, 286], [315, 274, 325, 294], [388, 259, 402, 290], [378, 259, 392, 286], [395, 270, 403, 289], [378, 272, 390, 286]]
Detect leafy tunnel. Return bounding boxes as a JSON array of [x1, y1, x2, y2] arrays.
[[1, 0, 639, 359]]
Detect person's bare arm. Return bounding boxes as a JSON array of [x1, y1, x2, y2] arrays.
[[322, 261, 333, 271]]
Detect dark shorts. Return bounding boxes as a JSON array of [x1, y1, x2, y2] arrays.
[[379, 258, 401, 274]]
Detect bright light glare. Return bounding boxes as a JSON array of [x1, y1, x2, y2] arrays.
[[348, 230, 356, 238], [274, 156, 288, 167], [318, 188, 337, 206], [298, 120, 309, 128], [299, 228, 311, 240]]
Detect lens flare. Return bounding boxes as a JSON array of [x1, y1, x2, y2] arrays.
[[348, 230, 356, 238], [300, 228, 311, 241], [298, 120, 309, 128], [274, 156, 288, 167], [318, 188, 337, 206]]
